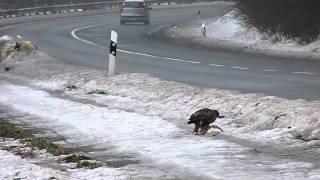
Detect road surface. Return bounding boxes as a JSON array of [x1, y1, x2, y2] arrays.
[[1, 3, 320, 100]]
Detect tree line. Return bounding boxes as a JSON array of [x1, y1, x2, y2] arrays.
[[234, 0, 320, 44]]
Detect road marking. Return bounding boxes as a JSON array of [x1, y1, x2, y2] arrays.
[[231, 66, 249, 70], [71, 23, 201, 65], [71, 23, 109, 49], [209, 63, 224, 67], [118, 49, 201, 64], [291, 71, 317, 75], [263, 69, 279, 72], [71, 23, 319, 77]]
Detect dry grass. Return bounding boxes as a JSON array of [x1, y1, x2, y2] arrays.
[[0, 118, 71, 156], [22, 41, 36, 54], [1, 118, 100, 169], [62, 154, 101, 169]]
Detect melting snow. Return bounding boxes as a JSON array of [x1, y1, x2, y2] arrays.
[[0, 150, 126, 180], [0, 35, 12, 41]]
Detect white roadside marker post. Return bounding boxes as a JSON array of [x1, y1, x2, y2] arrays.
[[108, 30, 118, 75], [201, 22, 207, 37]]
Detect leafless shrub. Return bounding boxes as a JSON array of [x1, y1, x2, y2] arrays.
[[234, 0, 320, 45]]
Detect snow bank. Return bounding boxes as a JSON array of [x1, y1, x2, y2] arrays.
[[1, 52, 320, 146], [206, 10, 246, 39], [34, 72, 320, 144], [206, 10, 300, 50], [166, 10, 320, 60], [0, 35, 12, 41]]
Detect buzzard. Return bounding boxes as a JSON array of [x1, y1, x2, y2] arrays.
[[187, 108, 224, 135]]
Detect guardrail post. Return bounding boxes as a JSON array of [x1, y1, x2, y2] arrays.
[[108, 30, 118, 75]]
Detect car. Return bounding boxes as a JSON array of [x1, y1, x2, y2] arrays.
[[120, 0, 151, 25]]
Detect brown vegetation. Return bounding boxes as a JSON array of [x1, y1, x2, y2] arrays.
[[1, 118, 101, 169], [0, 118, 71, 156]]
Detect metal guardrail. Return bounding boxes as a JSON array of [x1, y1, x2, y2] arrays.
[[0, 0, 195, 18], [0, 1, 118, 18]]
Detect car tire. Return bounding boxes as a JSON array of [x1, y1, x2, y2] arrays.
[[144, 21, 149, 25]]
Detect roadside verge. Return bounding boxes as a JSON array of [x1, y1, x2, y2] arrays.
[[160, 10, 320, 61]]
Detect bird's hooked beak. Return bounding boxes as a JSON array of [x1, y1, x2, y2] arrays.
[[186, 121, 191, 126]]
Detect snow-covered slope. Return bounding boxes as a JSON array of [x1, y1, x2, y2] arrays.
[[166, 10, 320, 60]]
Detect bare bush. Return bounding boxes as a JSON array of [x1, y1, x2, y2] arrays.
[[234, 0, 320, 45]]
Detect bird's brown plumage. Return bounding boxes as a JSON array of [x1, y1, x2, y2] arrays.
[[187, 108, 224, 134]]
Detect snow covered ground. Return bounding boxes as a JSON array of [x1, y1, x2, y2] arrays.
[[1, 80, 320, 179], [1, 38, 320, 178], [0, 149, 131, 180], [165, 10, 320, 60]]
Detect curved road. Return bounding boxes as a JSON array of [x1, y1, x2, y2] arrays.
[[1, 4, 320, 100]]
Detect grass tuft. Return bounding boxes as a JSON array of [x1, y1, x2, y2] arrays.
[[0, 118, 32, 139], [62, 154, 92, 163], [0, 118, 70, 156], [76, 161, 101, 169], [63, 154, 101, 169], [1, 118, 100, 169]]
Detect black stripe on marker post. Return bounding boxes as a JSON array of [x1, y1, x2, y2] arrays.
[[109, 40, 117, 56]]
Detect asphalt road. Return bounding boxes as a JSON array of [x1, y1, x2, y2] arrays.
[[1, 3, 320, 100]]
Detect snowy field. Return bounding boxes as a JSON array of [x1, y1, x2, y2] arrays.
[[165, 10, 320, 60], [0, 47, 320, 179]]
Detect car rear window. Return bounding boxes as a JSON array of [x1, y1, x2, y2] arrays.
[[125, 2, 144, 8]]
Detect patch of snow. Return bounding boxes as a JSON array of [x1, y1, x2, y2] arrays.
[[0, 150, 68, 180], [207, 10, 245, 39], [0, 149, 127, 180], [0, 35, 12, 41]]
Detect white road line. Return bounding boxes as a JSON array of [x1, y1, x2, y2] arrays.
[[71, 23, 109, 49], [71, 23, 201, 65], [71, 23, 319, 77], [291, 71, 317, 75], [118, 49, 201, 64], [231, 66, 249, 70], [262, 69, 279, 72], [209, 63, 224, 67]]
